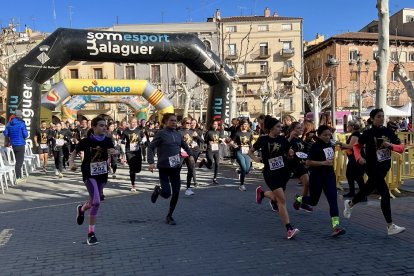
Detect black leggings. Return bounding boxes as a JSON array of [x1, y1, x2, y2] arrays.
[[158, 168, 181, 217], [346, 158, 364, 194], [352, 168, 392, 223], [53, 149, 63, 172], [206, 150, 219, 179], [181, 154, 197, 188], [13, 145, 25, 179]]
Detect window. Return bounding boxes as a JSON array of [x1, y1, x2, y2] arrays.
[[226, 26, 237, 32], [391, 71, 398, 82], [240, 102, 248, 112], [150, 64, 161, 83], [237, 63, 246, 75], [349, 50, 358, 61], [281, 23, 292, 30], [409, 71, 414, 80], [406, 15, 414, 22], [373, 71, 377, 82], [96, 103, 106, 109], [69, 69, 78, 79], [125, 65, 135, 79], [390, 52, 399, 61], [93, 68, 103, 79], [242, 84, 247, 94], [203, 40, 211, 50], [350, 71, 357, 82], [373, 50, 378, 59], [285, 60, 293, 68], [349, 92, 357, 106], [259, 42, 269, 56], [228, 43, 237, 55], [327, 54, 333, 62], [409, 52, 414, 62], [283, 41, 292, 50], [176, 64, 187, 82], [260, 62, 268, 74], [258, 25, 269, 32]]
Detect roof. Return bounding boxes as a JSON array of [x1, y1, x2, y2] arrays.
[[207, 16, 302, 23]]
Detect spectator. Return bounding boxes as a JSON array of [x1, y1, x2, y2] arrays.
[[4, 110, 28, 183]]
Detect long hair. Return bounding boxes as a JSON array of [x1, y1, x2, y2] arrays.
[[286, 121, 301, 137], [302, 119, 316, 141]]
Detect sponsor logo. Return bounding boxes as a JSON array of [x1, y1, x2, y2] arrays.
[[46, 89, 60, 102], [82, 80, 131, 94]]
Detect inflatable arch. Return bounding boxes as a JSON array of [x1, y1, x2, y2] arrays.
[[42, 79, 170, 120], [7, 28, 235, 137]]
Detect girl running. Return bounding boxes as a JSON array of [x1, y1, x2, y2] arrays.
[[179, 117, 199, 195], [70, 117, 117, 245], [249, 117, 299, 240]]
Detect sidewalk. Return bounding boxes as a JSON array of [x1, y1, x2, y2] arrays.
[[0, 163, 413, 275]]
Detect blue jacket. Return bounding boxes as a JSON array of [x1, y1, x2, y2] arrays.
[[4, 118, 28, 146]]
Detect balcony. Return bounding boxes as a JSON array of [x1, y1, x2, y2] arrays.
[[280, 48, 295, 58], [238, 68, 270, 79], [282, 66, 294, 77], [225, 50, 239, 61], [250, 48, 271, 59]]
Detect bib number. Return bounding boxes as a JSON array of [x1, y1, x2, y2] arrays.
[[90, 161, 108, 176], [149, 137, 154, 142], [40, 143, 48, 149], [169, 154, 181, 167], [241, 146, 249, 155], [268, 156, 284, 170], [376, 148, 391, 162], [211, 143, 219, 151], [323, 147, 334, 160], [129, 143, 139, 151], [191, 141, 198, 148], [56, 139, 64, 146]]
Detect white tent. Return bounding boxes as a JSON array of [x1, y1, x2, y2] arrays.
[[363, 102, 412, 117]]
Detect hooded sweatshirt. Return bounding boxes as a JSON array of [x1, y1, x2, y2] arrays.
[[4, 118, 28, 146]]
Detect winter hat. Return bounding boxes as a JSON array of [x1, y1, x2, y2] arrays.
[[15, 110, 23, 118]]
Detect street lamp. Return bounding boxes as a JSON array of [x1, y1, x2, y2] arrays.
[[349, 53, 371, 117], [326, 57, 339, 128]]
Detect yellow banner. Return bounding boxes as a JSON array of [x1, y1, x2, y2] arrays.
[[63, 79, 148, 95]]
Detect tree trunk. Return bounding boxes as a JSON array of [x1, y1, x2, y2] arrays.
[[181, 84, 191, 118], [311, 93, 320, 127], [376, 0, 389, 111]]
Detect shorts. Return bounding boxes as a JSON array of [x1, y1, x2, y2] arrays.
[[290, 162, 308, 178], [126, 150, 142, 173], [38, 146, 49, 154], [263, 169, 290, 191]]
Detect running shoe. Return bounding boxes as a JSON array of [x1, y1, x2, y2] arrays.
[[42, 167, 47, 172], [332, 225, 346, 237], [131, 187, 137, 192], [87, 232, 99, 246], [15, 178, 25, 184], [198, 159, 206, 168], [300, 203, 313, 213], [269, 200, 279, 212], [213, 178, 219, 185], [112, 173, 117, 179], [76, 205, 84, 225], [151, 185, 161, 203], [343, 199, 352, 219], [185, 188, 195, 196], [255, 186, 264, 204], [239, 184, 246, 191], [387, 224, 406, 235], [58, 172, 63, 178], [166, 216, 176, 225], [342, 192, 355, 198], [55, 169, 59, 176], [287, 228, 300, 239], [100, 194, 105, 201], [293, 194, 301, 210]]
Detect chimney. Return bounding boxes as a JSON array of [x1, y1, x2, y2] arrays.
[[215, 9, 221, 20], [264, 7, 271, 17]]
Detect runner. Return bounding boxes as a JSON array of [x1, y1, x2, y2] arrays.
[[107, 123, 120, 179], [231, 119, 253, 191], [249, 117, 299, 239], [198, 120, 225, 184], [34, 120, 52, 172], [344, 108, 406, 235], [122, 117, 145, 192], [293, 125, 346, 237], [148, 113, 194, 225], [70, 117, 117, 245], [179, 117, 199, 195], [51, 122, 71, 178]]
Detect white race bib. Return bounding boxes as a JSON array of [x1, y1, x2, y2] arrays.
[[40, 143, 48, 149], [129, 143, 139, 151], [268, 156, 284, 170], [241, 146, 249, 155], [376, 148, 391, 162], [323, 147, 334, 160], [149, 137, 154, 142], [56, 139, 64, 146], [191, 141, 198, 148], [90, 161, 108, 176], [168, 154, 181, 167], [211, 143, 219, 151]]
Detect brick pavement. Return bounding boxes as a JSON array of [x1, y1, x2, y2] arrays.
[[0, 162, 413, 275]]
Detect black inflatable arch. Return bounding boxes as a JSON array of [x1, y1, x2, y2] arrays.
[[7, 28, 235, 137]]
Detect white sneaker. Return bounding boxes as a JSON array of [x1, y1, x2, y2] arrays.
[[58, 173, 63, 178], [55, 169, 59, 176], [131, 187, 137, 192], [343, 199, 352, 219], [15, 178, 25, 184], [112, 173, 117, 179], [239, 185, 246, 191], [185, 188, 195, 196], [387, 224, 406, 235]]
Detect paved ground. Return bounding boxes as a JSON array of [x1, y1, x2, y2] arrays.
[[0, 158, 413, 275]]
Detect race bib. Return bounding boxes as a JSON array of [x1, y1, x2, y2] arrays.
[[40, 143, 48, 149], [191, 141, 198, 148], [149, 137, 154, 142], [376, 148, 391, 162], [129, 143, 139, 151], [323, 147, 334, 160], [241, 146, 249, 155], [56, 139, 64, 146], [90, 161, 108, 176], [211, 143, 219, 151], [268, 156, 284, 170], [169, 154, 181, 167]]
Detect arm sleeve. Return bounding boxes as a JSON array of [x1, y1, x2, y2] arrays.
[[353, 143, 363, 161], [22, 125, 29, 139], [391, 144, 404, 153]]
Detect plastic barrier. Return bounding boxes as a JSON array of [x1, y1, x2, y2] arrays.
[[397, 132, 414, 146]]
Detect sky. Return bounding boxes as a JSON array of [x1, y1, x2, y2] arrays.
[[1, 0, 413, 41]]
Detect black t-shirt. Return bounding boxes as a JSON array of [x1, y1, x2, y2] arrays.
[[346, 131, 361, 160], [122, 128, 144, 152], [145, 128, 158, 143], [180, 129, 199, 149], [51, 129, 71, 150], [289, 137, 306, 163], [69, 128, 80, 143], [76, 136, 114, 182], [204, 130, 223, 151], [78, 127, 89, 139], [253, 135, 290, 173], [234, 131, 252, 153], [35, 128, 51, 144], [307, 138, 335, 174]]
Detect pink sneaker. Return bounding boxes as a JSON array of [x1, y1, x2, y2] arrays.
[[256, 186, 264, 204], [287, 228, 300, 239]]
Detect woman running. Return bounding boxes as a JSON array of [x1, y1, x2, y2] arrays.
[[107, 123, 120, 179], [293, 125, 346, 237], [249, 117, 299, 240], [70, 117, 117, 245], [344, 108, 406, 235], [148, 113, 194, 225], [231, 119, 253, 191], [51, 122, 71, 178]]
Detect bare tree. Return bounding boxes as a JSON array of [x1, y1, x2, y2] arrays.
[[376, 0, 390, 110]]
